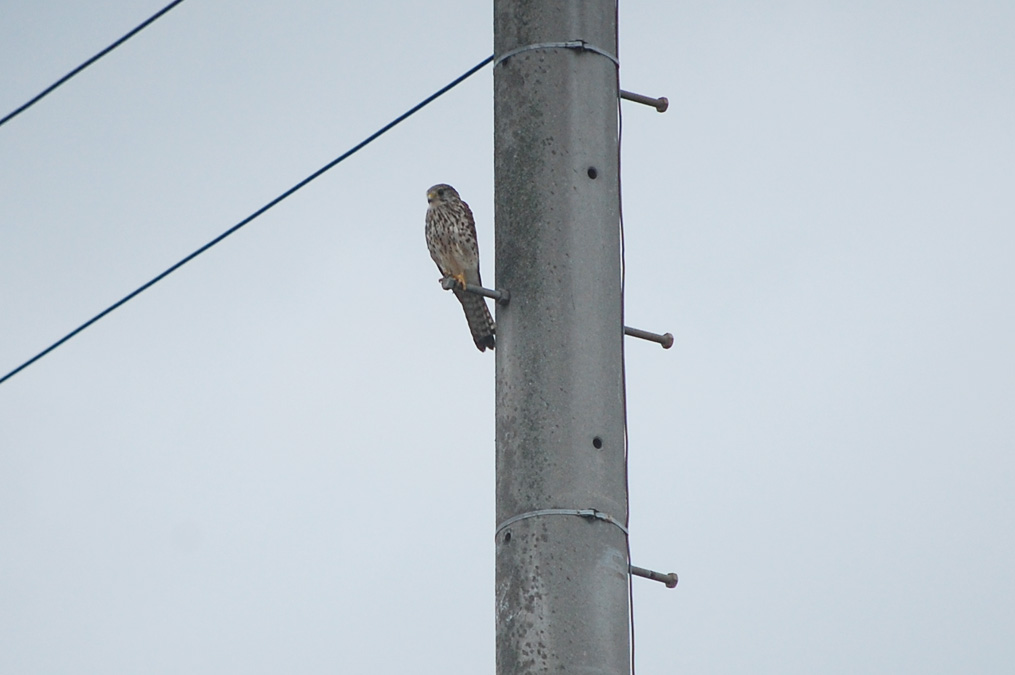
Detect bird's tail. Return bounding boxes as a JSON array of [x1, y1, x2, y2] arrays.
[[454, 288, 496, 351]]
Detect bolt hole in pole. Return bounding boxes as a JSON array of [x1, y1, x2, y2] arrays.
[[587, 166, 598, 179], [592, 436, 603, 449], [504, 531, 511, 543]]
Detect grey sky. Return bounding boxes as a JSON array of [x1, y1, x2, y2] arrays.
[[2, 1, 1013, 673]]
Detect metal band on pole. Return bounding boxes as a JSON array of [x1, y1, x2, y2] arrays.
[[495, 508, 629, 538], [494, 40, 620, 68]]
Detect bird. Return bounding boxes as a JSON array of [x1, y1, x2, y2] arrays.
[[425, 184, 496, 351]]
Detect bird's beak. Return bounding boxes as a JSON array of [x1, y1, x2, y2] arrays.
[[426, 190, 435, 204]]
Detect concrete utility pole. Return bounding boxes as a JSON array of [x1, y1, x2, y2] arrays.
[[493, 2, 629, 674]]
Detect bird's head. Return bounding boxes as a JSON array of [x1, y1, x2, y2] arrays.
[[426, 183, 459, 206]]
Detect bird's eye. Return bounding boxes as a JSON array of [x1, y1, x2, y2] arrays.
[[437, 188, 445, 197]]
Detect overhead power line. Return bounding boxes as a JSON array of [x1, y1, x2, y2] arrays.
[[0, 54, 495, 386], [0, 0, 187, 130]]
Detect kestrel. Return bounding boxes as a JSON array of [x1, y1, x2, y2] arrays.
[[425, 184, 496, 351]]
